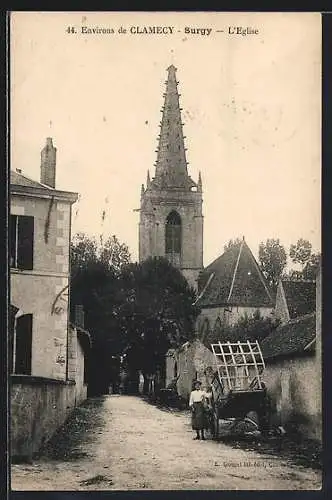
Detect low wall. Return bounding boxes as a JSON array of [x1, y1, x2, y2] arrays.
[[263, 355, 321, 442], [11, 375, 77, 460], [76, 383, 88, 406]]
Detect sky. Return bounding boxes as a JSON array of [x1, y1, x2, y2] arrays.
[[10, 12, 321, 267]]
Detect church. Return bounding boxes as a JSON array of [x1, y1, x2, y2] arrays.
[[138, 64, 274, 396], [138, 65, 272, 307], [138, 65, 203, 291]]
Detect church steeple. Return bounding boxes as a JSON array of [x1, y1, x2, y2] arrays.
[[152, 65, 196, 191], [139, 65, 203, 291]]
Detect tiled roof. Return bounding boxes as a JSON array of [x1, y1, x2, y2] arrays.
[[260, 313, 316, 360], [282, 280, 316, 319], [10, 170, 55, 190], [196, 239, 274, 308]]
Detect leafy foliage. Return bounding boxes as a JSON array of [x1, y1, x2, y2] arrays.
[[288, 239, 320, 281], [70, 236, 198, 394], [289, 239, 312, 267], [114, 257, 200, 377], [217, 310, 280, 344], [70, 232, 131, 395], [258, 239, 287, 290]]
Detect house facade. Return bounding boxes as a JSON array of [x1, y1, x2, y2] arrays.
[[10, 138, 90, 460]]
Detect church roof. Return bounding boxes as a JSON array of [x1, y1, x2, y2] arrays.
[[196, 239, 274, 309], [149, 65, 198, 191], [281, 279, 316, 319]]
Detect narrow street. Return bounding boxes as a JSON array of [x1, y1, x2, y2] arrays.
[[11, 395, 322, 491]]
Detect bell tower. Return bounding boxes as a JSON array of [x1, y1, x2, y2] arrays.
[[138, 65, 203, 290]]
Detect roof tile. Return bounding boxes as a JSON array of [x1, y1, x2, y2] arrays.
[[261, 313, 316, 360], [196, 240, 273, 308]]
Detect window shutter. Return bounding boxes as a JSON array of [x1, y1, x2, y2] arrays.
[[10, 215, 17, 267], [17, 216, 34, 270], [9, 304, 19, 373], [15, 313, 33, 375]]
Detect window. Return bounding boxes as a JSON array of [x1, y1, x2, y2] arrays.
[[14, 313, 33, 375], [10, 215, 34, 270], [165, 211, 181, 254]]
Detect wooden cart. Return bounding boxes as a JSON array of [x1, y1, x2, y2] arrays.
[[208, 340, 267, 438]]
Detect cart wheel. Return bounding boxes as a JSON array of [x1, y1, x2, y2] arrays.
[[213, 411, 219, 439]]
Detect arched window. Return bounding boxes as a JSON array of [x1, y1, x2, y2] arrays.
[[165, 211, 182, 255]]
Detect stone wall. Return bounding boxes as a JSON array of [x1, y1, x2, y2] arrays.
[[263, 355, 321, 441], [139, 188, 203, 291], [11, 376, 77, 460], [166, 340, 215, 401], [196, 305, 274, 335], [75, 339, 87, 405]]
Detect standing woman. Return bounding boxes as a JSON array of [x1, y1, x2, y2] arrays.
[[189, 380, 211, 440]]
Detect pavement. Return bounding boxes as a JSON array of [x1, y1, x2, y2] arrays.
[[11, 395, 322, 491]]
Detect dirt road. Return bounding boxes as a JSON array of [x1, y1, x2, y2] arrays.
[[11, 395, 322, 491]]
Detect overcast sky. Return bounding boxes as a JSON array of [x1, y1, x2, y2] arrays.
[[11, 12, 321, 266]]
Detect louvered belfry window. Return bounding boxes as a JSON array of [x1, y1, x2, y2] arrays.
[[165, 211, 181, 255], [10, 215, 34, 270]]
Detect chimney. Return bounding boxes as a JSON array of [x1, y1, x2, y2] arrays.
[[40, 137, 56, 188], [75, 304, 85, 330]]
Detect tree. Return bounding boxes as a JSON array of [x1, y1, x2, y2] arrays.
[[224, 237, 243, 252], [71, 232, 98, 271], [302, 253, 321, 280], [99, 235, 131, 273], [287, 238, 321, 281], [258, 239, 287, 291], [115, 257, 200, 394], [70, 232, 131, 396], [289, 239, 312, 267]]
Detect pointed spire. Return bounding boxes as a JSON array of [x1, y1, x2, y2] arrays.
[[198, 171, 202, 192], [147, 169, 151, 188], [152, 65, 192, 190]]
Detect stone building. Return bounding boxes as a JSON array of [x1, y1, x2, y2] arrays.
[[166, 238, 275, 400], [195, 238, 274, 339], [10, 138, 90, 460], [260, 264, 322, 441], [138, 65, 203, 290]]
